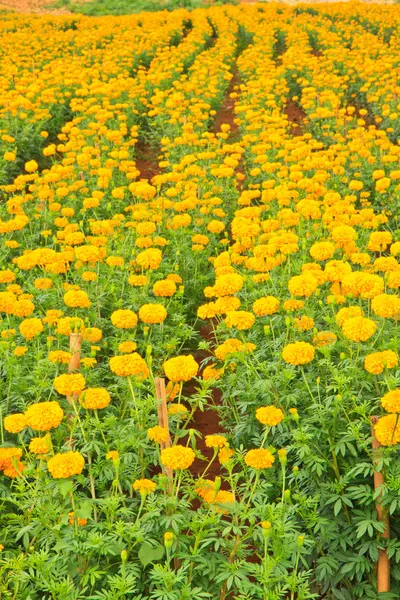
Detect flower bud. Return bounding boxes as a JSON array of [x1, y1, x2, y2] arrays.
[[283, 489, 291, 502], [264, 325, 271, 336], [297, 534, 305, 547], [164, 531, 174, 549], [278, 448, 287, 466], [121, 549, 128, 563], [292, 465, 299, 477]]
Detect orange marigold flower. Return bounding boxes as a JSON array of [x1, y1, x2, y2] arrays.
[[256, 406, 284, 426], [213, 273, 244, 298], [54, 373, 86, 396], [136, 248, 162, 270], [48, 451, 85, 478], [25, 401, 64, 431], [310, 241, 335, 261], [335, 306, 364, 327], [4, 413, 27, 433], [48, 350, 72, 364], [109, 353, 149, 378], [371, 294, 400, 319], [128, 274, 149, 287], [163, 355, 198, 382], [342, 317, 377, 342], [82, 327, 102, 342], [283, 299, 305, 312], [218, 447, 234, 465], [381, 390, 400, 413], [364, 350, 398, 375], [294, 316, 315, 331], [282, 342, 315, 366], [161, 445, 195, 470], [29, 435, 51, 455], [64, 290, 91, 309], [139, 303, 167, 324], [244, 448, 275, 469], [111, 309, 138, 329], [118, 341, 137, 353], [225, 310, 255, 330], [374, 414, 400, 446], [14, 346, 28, 357], [313, 331, 337, 347], [79, 388, 111, 410], [153, 279, 176, 297], [288, 273, 318, 297]]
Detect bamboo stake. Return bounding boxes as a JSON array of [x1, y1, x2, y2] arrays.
[[371, 416, 390, 593], [155, 377, 173, 490]]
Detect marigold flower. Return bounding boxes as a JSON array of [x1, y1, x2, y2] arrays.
[[109, 353, 149, 378], [218, 446, 234, 465], [283, 299, 305, 312], [313, 331, 337, 347], [136, 248, 162, 270], [335, 306, 364, 327], [381, 390, 400, 413], [213, 273, 244, 298], [133, 478, 157, 495], [205, 435, 228, 448], [163, 355, 198, 382], [153, 279, 176, 297], [364, 350, 398, 375], [253, 296, 280, 316], [64, 290, 91, 309], [14, 346, 28, 357], [79, 388, 111, 410], [82, 327, 102, 342], [225, 310, 255, 330], [106, 450, 119, 462], [4, 413, 27, 433], [202, 364, 224, 380], [167, 403, 188, 417], [282, 342, 315, 366], [256, 406, 284, 426], [294, 316, 314, 331], [342, 317, 377, 342], [161, 445, 195, 470], [374, 414, 400, 446], [147, 426, 169, 444], [25, 401, 64, 431], [371, 294, 400, 319], [47, 451, 85, 478], [19, 318, 43, 340], [29, 436, 51, 455], [54, 373, 86, 396], [48, 350, 72, 364], [68, 512, 87, 527], [128, 274, 149, 287], [310, 241, 335, 261], [139, 303, 167, 324], [244, 448, 275, 469], [288, 273, 318, 297], [111, 309, 138, 329], [118, 341, 137, 353]]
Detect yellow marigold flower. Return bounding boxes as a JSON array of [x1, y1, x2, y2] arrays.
[[374, 414, 400, 446], [203, 364, 224, 380], [109, 353, 149, 378], [163, 355, 198, 382], [335, 306, 364, 327], [288, 273, 318, 297], [111, 309, 138, 329], [161, 445, 195, 470], [106, 450, 119, 462], [25, 401, 64, 431], [29, 436, 51, 455], [313, 331, 337, 347], [4, 413, 27, 433], [56, 317, 85, 336], [138, 303, 167, 324], [214, 296, 241, 315], [136, 248, 162, 270], [48, 350, 71, 364], [310, 241, 335, 261], [147, 426, 169, 444], [225, 310, 255, 330], [79, 388, 111, 410], [25, 160, 38, 173], [82, 327, 102, 342], [167, 403, 188, 417], [282, 342, 315, 366], [34, 278, 53, 290], [244, 448, 275, 470], [64, 290, 91, 309], [283, 299, 305, 312], [75, 245, 103, 264], [54, 373, 86, 396], [133, 478, 157, 495], [256, 406, 284, 426], [14, 346, 28, 357], [381, 389, 400, 413], [342, 317, 377, 342], [19, 318, 43, 340], [153, 279, 176, 297], [213, 273, 243, 298], [218, 447, 234, 465], [331, 225, 357, 247], [0, 270, 16, 284], [294, 316, 315, 331], [128, 274, 149, 287], [252, 296, 280, 316], [43, 309, 64, 326], [48, 451, 84, 479], [205, 435, 228, 449], [371, 294, 400, 319], [368, 231, 392, 253], [364, 350, 398, 375], [118, 341, 137, 353]]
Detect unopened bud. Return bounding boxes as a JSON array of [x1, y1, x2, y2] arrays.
[[121, 549, 128, 563], [164, 531, 174, 549]]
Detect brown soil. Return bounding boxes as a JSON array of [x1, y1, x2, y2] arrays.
[[135, 137, 161, 181], [213, 70, 240, 136], [285, 98, 306, 136]]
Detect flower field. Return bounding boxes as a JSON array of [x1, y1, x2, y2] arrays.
[[2, 2, 400, 598]]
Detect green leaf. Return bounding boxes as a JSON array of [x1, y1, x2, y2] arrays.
[[76, 501, 92, 520], [138, 542, 164, 567], [58, 480, 73, 498]]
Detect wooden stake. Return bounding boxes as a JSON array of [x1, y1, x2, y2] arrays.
[[371, 416, 390, 593], [155, 377, 173, 488]]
